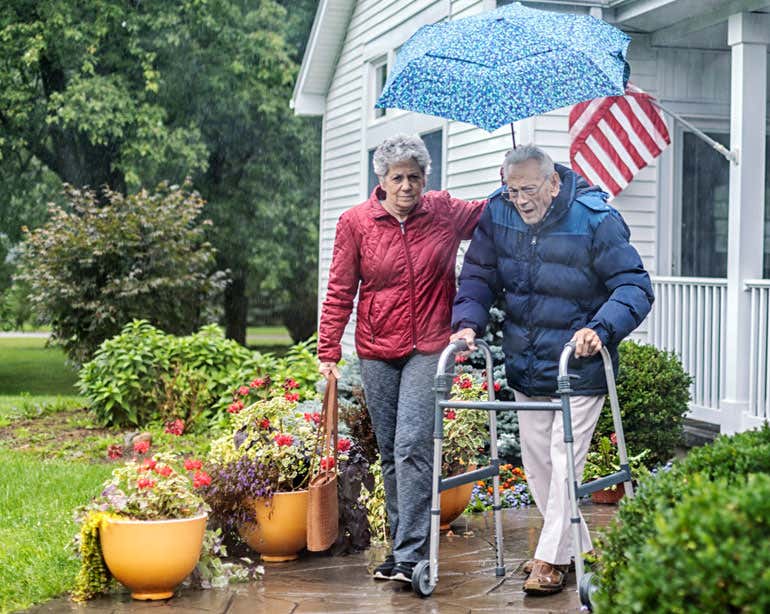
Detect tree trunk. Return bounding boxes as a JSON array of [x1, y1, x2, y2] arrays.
[[281, 286, 317, 343], [224, 275, 248, 345]]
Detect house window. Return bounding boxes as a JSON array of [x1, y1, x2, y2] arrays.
[[680, 132, 770, 278], [367, 129, 444, 196], [372, 58, 388, 120], [367, 148, 378, 195], [422, 129, 443, 191]]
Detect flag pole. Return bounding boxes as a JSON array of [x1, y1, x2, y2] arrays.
[[651, 100, 739, 165]]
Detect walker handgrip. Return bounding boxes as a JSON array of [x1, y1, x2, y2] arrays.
[[450, 339, 468, 352]]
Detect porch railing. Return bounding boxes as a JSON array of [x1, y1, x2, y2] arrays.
[[747, 280, 770, 421], [647, 276, 727, 421]]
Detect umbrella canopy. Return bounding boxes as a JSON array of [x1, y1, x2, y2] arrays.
[[375, 2, 630, 133]]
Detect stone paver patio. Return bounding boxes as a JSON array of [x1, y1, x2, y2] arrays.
[[27, 504, 617, 613]]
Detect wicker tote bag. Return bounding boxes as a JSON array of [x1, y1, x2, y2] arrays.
[[306, 376, 339, 551]]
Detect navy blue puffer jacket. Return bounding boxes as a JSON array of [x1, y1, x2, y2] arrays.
[[452, 165, 654, 396]]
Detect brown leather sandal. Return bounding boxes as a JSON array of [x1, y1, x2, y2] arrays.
[[522, 560, 569, 594], [522, 555, 584, 575]]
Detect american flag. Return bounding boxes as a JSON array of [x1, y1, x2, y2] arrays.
[[568, 84, 671, 199]]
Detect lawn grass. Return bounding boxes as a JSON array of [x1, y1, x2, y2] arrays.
[[0, 338, 78, 396], [246, 325, 292, 346], [0, 449, 113, 613]]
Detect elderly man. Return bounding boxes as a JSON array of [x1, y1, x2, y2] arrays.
[[450, 145, 653, 595]]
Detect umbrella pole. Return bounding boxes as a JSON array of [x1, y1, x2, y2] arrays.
[[510, 123, 516, 149]]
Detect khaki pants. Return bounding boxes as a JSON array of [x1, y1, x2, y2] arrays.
[[515, 391, 605, 565]]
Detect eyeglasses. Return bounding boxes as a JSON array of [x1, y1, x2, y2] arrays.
[[501, 177, 549, 203]]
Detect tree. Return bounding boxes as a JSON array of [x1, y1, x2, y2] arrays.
[[0, 1, 321, 343], [17, 183, 226, 364]]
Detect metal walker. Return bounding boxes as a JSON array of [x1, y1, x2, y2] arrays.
[[410, 339, 635, 610]]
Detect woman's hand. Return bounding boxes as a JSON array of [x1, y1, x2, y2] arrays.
[[319, 361, 341, 379]]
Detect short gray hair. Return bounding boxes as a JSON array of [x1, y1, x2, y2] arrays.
[[502, 144, 555, 181], [372, 133, 431, 178]]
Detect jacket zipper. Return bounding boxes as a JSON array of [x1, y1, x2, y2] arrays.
[[526, 231, 538, 390], [400, 221, 418, 350]]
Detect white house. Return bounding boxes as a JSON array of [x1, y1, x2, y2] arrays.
[[291, 0, 770, 435]]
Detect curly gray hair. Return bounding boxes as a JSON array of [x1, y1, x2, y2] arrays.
[[372, 133, 431, 178], [502, 144, 555, 181]]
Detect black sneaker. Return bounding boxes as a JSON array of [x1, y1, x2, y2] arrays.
[[391, 561, 416, 583], [372, 554, 396, 580]]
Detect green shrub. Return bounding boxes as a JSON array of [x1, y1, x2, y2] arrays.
[[603, 473, 770, 613], [594, 341, 692, 467], [78, 320, 269, 427], [79, 321, 320, 428], [17, 183, 227, 364], [593, 425, 770, 612]]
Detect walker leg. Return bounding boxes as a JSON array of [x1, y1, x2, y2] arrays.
[[489, 410, 505, 576], [561, 394, 585, 589], [428, 433, 442, 587]]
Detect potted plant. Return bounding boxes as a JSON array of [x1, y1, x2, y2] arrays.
[[583, 433, 650, 504], [204, 388, 345, 562], [72, 452, 211, 601], [439, 373, 489, 528]]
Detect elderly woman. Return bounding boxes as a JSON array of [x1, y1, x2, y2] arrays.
[[317, 134, 485, 582]]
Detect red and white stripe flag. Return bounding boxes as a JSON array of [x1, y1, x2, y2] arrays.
[[568, 84, 670, 199]]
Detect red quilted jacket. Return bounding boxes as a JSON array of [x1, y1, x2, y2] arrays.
[[317, 187, 486, 362]]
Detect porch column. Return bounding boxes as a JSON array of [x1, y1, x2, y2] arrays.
[[721, 12, 769, 434]]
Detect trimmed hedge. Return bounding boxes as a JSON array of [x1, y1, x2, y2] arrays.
[[593, 425, 770, 612]]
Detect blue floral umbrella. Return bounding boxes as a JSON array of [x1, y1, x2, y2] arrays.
[[375, 2, 630, 137]]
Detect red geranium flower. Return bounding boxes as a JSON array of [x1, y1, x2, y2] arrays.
[[238, 385, 250, 396], [137, 477, 156, 489], [273, 433, 294, 447], [164, 418, 185, 436], [133, 440, 150, 455], [320, 456, 336, 470], [250, 377, 267, 388], [228, 400, 244, 414], [283, 378, 299, 390], [140, 457, 157, 471], [454, 354, 467, 364], [481, 381, 502, 392], [106, 444, 123, 460], [284, 392, 300, 402], [259, 418, 270, 429], [337, 437, 352, 453], [155, 465, 173, 477], [452, 376, 461, 384], [184, 458, 203, 471], [193, 471, 212, 488], [445, 409, 457, 420], [459, 378, 473, 389], [303, 412, 321, 424]]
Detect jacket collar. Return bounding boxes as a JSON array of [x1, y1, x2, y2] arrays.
[[366, 186, 430, 220], [532, 164, 577, 231]]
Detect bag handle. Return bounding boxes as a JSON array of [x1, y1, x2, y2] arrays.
[[311, 376, 339, 478]]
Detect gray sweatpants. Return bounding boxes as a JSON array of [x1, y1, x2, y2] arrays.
[[360, 352, 440, 563]]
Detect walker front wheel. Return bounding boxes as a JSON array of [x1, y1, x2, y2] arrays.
[[579, 572, 598, 611], [411, 560, 434, 597]]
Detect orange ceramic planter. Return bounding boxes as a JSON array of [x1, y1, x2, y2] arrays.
[[239, 490, 309, 562], [99, 513, 207, 600], [440, 480, 475, 530]]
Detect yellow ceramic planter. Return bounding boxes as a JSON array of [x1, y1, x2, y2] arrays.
[[239, 490, 308, 562], [99, 513, 207, 600], [440, 481, 475, 530]]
